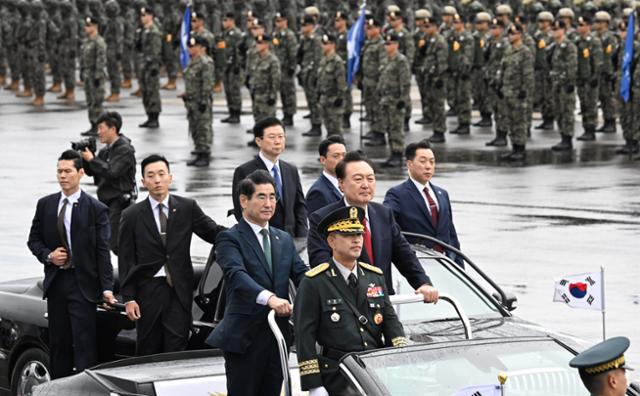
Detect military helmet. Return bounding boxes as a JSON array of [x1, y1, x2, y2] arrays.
[[59, 0, 72, 10], [594, 10, 611, 22], [573, 0, 585, 6], [442, 5, 458, 15], [496, 4, 513, 15], [475, 11, 492, 23], [461, 0, 474, 6], [548, 0, 563, 10], [531, 2, 546, 13], [105, 0, 119, 15], [387, 4, 400, 13], [522, 0, 534, 5], [537, 10, 554, 22], [557, 7, 575, 18], [622, 7, 633, 18], [304, 6, 319, 16], [415, 9, 431, 19]]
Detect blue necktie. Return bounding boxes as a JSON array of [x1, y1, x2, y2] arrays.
[[272, 165, 283, 201]]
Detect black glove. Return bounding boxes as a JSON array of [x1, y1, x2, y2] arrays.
[[333, 98, 343, 107], [564, 84, 574, 94], [287, 67, 295, 77], [297, 73, 304, 86], [517, 90, 527, 100], [198, 103, 207, 113], [267, 97, 276, 106], [396, 101, 405, 110], [590, 79, 599, 88], [150, 68, 159, 77], [233, 66, 240, 75], [94, 78, 101, 87], [434, 79, 444, 89]]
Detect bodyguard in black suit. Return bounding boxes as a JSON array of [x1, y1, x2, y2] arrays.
[[384, 141, 463, 266], [232, 117, 308, 238], [305, 136, 346, 214], [307, 151, 439, 302], [27, 150, 115, 379], [118, 155, 226, 356], [207, 170, 308, 396]]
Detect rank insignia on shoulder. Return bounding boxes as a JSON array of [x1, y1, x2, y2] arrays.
[[305, 263, 329, 277], [359, 262, 383, 275]]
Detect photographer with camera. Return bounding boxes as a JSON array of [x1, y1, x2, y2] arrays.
[[80, 111, 136, 254]]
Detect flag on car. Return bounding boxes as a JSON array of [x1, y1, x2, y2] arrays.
[[452, 384, 501, 396], [620, 11, 635, 102], [179, 5, 192, 70], [346, 1, 367, 87], [553, 271, 604, 311]]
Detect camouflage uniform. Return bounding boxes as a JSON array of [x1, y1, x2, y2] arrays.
[[447, 27, 474, 131], [533, 29, 554, 127], [616, 40, 640, 151], [335, 29, 352, 125], [361, 33, 385, 134], [29, 1, 47, 99], [298, 31, 323, 126], [140, 21, 162, 117], [272, 27, 298, 119], [395, 26, 414, 125], [576, 33, 603, 136], [596, 29, 618, 131], [2, 0, 18, 88], [184, 53, 214, 154], [550, 37, 577, 138], [119, 0, 135, 84], [249, 50, 281, 121], [81, 31, 107, 125], [317, 51, 346, 136], [485, 35, 509, 139], [104, 0, 124, 95], [378, 51, 411, 153], [472, 29, 491, 122], [501, 43, 534, 146], [160, 2, 180, 84], [413, 27, 428, 121], [58, 1, 77, 93], [45, 0, 62, 89], [222, 25, 243, 118], [422, 32, 448, 140]]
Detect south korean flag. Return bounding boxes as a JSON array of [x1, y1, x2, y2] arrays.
[[553, 271, 604, 311]]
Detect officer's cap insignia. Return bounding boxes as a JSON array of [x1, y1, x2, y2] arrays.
[[349, 207, 358, 219], [319, 206, 365, 238], [359, 262, 383, 275], [305, 263, 329, 277]]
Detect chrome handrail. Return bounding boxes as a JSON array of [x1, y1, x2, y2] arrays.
[[268, 309, 292, 396]]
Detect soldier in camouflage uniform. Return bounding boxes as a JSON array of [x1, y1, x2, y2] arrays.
[[119, 0, 135, 88], [160, 0, 180, 90], [441, 5, 457, 116], [533, 11, 554, 130], [386, 9, 414, 131], [614, 20, 640, 156], [360, 18, 385, 141], [575, 16, 603, 142], [0, 0, 6, 87], [44, 0, 62, 94], [28, 0, 47, 106], [420, 17, 449, 143], [273, 11, 298, 126], [413, 9, 431, 125], [557, 8, 579, 43], [56, 0, 78, 102], [80, 16, 106, 136], [249, 34, 281, 122], [500, 23, 534, 161], [313, 33, 346, 137], [484, 19, 510, 147], [104, 0, 123, 102], [472, 11, 492, 127], [2, 0, 20, 91], [191, 11, 215, 54], [334, 11, 352, 129], [220, 12, 243, 124], [448, 14, 474, 134], [15, 0, 31, 97], [549, 20, 578, 151], [183, 36, 214, 167], [594, 11, 618, 133], [138, 6, 162, 128], [298, 15, 323, 136]]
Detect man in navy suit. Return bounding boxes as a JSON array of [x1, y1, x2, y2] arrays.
[[207, 170, 308, 396], [307, 151, 439, 302], [384, 141, 463, 266], [27, 150, 116, 379], [305, 135, 346, 214], [232, 117, 308, 238]]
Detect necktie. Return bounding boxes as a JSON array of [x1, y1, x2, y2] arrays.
[[423, 187, 443, 252], [57, 198, 71, 268], [158, 204, 173, 286], [260, 228, 272, 274], [362, 217, 375, 266], [348, 273, 358, 299], [271, 165, 283, 201]]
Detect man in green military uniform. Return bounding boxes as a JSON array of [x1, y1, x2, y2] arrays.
[[249, 33, 281, 123], [360, 18, 385, 140], [484, 19, 510, 147], [56, 0, 77, 102], [80, 16, 106, 136], [387, 9, 414, 132], [104, 0, 123, 102], [550, 20, 578, 152], [575, 16, 603, 142], [272, 11, 298, 126], [298, 15, 323, 136], [569, 337, 633, 396], [615, 20, 640, 156], [159, 0, 180, 91], [220, 12, 243, 124], [594, 11, 618, 134], [138, 6, 162, 128], [334, 11, 352, 129], [448, 14, 474, 135], [413, 9, 431, 125], [294, 206, 407, 396], [533, 11, 555, 130], [472, 11, 492, 127], [314, 33, 346, 137], [190, 12, 215, 57], [421, 17, 449, 143], [183, 36, 214, 167], [28, 0, 47, 107], [119, 0, 135, 89]]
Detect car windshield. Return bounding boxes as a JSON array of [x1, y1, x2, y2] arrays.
[[391, 256, 502, 322], [358, 339, 587, 396]]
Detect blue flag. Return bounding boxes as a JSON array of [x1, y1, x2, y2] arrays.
[[346, 2, 367, 87], [620, 11, 635, 103], [180, 5, 191, 70]]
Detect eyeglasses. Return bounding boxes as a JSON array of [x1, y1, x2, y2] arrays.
[[254, 194, 278, 203]]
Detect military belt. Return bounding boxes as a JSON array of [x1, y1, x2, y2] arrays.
[[321, 346, 349, 360]]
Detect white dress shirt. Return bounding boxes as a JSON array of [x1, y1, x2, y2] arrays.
[[245, 217, 275, 305], [259, 151, 282, 182], [58, 189, 82, 253], [322, 171, 341, 195], [148, 195, 170, 277], [410, 177, 439, 215], [333, 258, 358, 284]]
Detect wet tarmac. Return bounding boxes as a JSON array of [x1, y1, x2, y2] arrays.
[[1, 79, 639, 366]]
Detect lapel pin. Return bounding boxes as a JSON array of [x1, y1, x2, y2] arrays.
[[172, 208, 176, 212], [275, 235, 279, 240]]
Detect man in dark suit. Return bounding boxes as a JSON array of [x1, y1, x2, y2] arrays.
[[307, 151, 438, 302], [384, 140, 463, 266], [305, 135, 346, 215], [207, 170, 308, 396], [27, 150, 116, 379], [118, 154, 226, 356], [232, 117, 308, 238]]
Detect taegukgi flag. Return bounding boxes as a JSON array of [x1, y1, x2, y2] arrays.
[[553, 271, 604, 311]]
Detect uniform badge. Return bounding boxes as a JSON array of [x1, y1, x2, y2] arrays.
[[330, 312, 340, 322], [272, 38, 280, 46], [452, 41, 460, 52], [538, 40, 545, 49], [366, 284, 385, 298], [605, 44, 613, 54], [349, 206, 358, 219], [374, 312, 383, 325], [583, 48, 590, 58], [479, 39, 485, 48], [216, 41, 226, 49], [418, 39, 426, 48]]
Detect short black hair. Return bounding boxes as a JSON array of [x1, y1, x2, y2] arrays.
[[335, 150, 374, 180], [238, 170, 276, 198], [405, 140, 433, 161], [253, 116, 284, 139], [318, 135, 345, 157], [141, 154, 170, 175], [96, 111, 123, 133], [579, 370, 606, 394], [58, 149, 83, 170]]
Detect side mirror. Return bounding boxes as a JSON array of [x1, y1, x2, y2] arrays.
[[492, 291, 518, 311]]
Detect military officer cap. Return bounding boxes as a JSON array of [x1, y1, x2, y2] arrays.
[[594, 10, 611, 22], [442, 5, 458, 15], [302, 15, 316, 25], [496, 4, 513, 15], [415, 9, 431, 19], [274, 11, 287, 20], [569, 337, 633, 376], [188, 35, 208, 47], [255, 33, 271, 43], [577, 15, 592, 25], [140, 5, 154, 15], [318, 206, 365, 239], [452, 13, 465, 23], [537, 11, 554, 22], [250, 18, 265, 28], [388, 9, 403, 19], [508, 22, 524, 34], [321, 33, 337, 44], [552, 19, 568, 29], [366, 18, 381, 28], [557, 7, 575, 18], [335, 11, 348, 20], [523, 0, 534, 5], [304, 6, 320, 16], [490, 18, 505, 28], [223, 11, 235, 19], [85, 14, 100, 25], [475, 11, 492, 23], [191, 11, 205, 20], [384, 31, 400, 42]]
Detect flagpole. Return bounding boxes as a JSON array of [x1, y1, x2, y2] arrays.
[[601, 265, 606, 341]]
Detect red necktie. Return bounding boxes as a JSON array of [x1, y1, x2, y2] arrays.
[[423, 187, 443, 252], [362, 217, 375, 265]]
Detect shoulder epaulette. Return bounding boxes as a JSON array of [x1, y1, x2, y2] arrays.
[[359, 262, 383, 275], [305, 263, 329, 277]]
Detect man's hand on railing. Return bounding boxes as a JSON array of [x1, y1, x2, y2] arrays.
[[415, 284, 439, 303], [267, 295, 293, 316]]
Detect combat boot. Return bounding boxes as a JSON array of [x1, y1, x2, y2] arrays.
[[31, 96, 45, 106], [381, 151, 403, 168], [404, 118, 410, 132], [415, 115, 432, 125], [187, 153, 210, 167], [428, 131, 445, 143], [577, 125, 596, 141], [81, 122, 98, 136], [16, 87, 33, 97], [359, 114, 370, 122], [106, 93, 120, 102], [485, 131, 507, 146], [451, 123, 470, 135], [364, 132, 386, 146], [247, 139, 258, 147], [472, 112, 492, 127], [362, 131, 378, 140], [121, 79, 132, 88], [8, 80, 20, 91], [213, 81, 222, 93], [302, 113, 311, 119], [161, 78, 177, 90], [47, 82, 62, 93], [500, 144, 526, 161], [446, 108, 456, 117], [65, 89, 75, 103], [282, 113, 294, 126], [139, 113, 159, 128], [302, 124, 322, 137], [615, 139, 639, 155], [551, 135, 573, 151], [131, 88, 141, 97], [535, 117, 554, 130], [598, 118, 616, 133], [0, 75, 5, 87], [343, 113, 351, 129], [225, 110, 241, 124]]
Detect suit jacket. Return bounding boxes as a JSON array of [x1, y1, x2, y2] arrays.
[[206, 218, 308, 354], [27, 191, 113, 303], [118, 195, 226, 312], [307, 200, 431, 293], [383, 179, 462, 264], [231, 155, 308, 238], [305, 173, 342, 215]]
